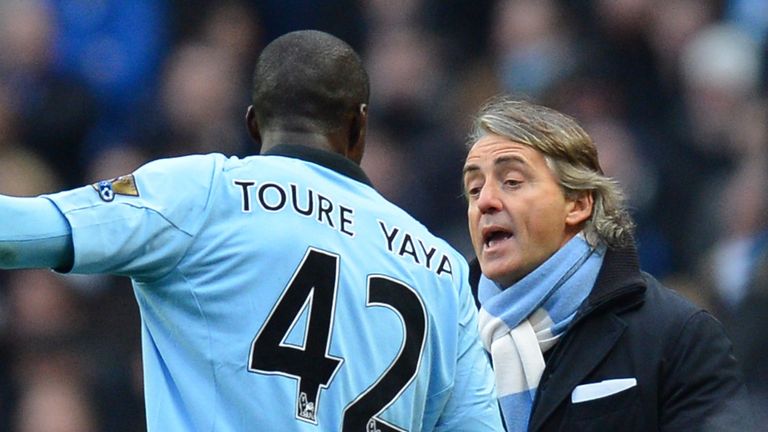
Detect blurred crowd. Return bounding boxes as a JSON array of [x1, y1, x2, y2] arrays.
[[0, 0, 766, 430]]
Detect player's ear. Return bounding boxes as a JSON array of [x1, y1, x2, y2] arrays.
[[347, 103, 367, 164], [246, 105, 262, 153]]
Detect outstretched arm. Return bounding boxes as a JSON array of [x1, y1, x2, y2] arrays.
[[0, 195, 73, 270]]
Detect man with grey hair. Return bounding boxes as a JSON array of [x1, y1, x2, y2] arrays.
[[462, 96, 753, 431]]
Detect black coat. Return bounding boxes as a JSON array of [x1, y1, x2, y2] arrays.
[[470, 245, 755, 431]]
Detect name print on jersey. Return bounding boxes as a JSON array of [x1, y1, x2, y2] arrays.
[[233, 180, 355, 237], [378, 220, 454, 279]]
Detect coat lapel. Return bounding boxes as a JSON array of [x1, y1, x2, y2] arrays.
[[528, 313, 627, 431]]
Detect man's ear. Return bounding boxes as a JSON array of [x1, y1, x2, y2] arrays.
[[347, 103, 368, 164], [565, 190, 594, 228], [245, 105, 262, 153]]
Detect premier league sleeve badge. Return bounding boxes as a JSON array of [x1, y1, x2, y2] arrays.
[[91, 175, 140, 202]]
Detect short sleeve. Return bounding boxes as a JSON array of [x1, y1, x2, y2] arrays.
[[44, 154, 221, 279], [432, 257, 504, 431]]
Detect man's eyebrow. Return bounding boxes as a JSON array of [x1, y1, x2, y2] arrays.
[[462, 164, 480, 177], [462, 155, 528, 176], [495, 154, 527, 168]]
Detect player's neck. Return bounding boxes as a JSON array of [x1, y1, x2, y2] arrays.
[[260, 131, 346, 157]]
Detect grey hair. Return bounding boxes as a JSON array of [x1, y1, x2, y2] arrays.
[[467, 96, 635, 248]]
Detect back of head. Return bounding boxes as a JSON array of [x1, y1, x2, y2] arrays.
[[469, 96, 635, 248], [251, 30, 369, 134]]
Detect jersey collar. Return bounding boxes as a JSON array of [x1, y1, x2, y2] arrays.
[[263, 144, 374, 187]]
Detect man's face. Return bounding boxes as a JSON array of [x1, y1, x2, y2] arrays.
[[463, 134, 579, 287]]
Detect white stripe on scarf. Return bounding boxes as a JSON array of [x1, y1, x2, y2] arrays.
[[478, 234, 605, 430]]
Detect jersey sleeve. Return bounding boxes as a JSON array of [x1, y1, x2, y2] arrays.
[[433, 258, 504, 431], [0, 195, 73, 269], [43, 154, 220, 280]]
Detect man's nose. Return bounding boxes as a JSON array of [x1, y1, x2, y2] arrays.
[[475, 183, 502, 214]]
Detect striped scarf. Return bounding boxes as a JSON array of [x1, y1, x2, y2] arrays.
[[478, 234, 605, 430]]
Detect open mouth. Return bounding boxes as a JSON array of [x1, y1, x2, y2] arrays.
[[483, 228, 512, 248]]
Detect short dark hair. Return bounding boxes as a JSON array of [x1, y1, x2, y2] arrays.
[[251, 30, 369, 134]]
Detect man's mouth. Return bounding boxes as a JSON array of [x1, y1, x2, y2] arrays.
[[483, 228, 513, 248]]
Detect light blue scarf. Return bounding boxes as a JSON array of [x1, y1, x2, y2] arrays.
[[478, 234, 605, 431]]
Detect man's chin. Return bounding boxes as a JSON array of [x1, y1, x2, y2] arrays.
[[479, 261, 519, 288]]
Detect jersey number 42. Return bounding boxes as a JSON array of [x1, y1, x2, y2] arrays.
[[248, 248, 427, 431]]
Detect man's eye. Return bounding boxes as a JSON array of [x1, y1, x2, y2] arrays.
[[504, 179, 522, 188], [465, 185, 481, 198]]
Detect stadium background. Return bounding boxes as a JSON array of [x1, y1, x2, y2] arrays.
[[0, 0, 766, 430]]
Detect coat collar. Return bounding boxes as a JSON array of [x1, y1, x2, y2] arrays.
[[263, 144, 374, 187], [576, 244, 647, 319]]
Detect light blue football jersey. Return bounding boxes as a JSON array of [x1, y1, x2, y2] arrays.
[[45, 145, 501, 431]]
